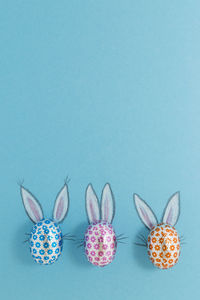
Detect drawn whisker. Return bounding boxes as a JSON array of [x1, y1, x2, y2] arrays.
[[117, 236, 128, 241], [135, 233, 147, 247], [116, 233, 125, 238], [137, 234, 147, 244], [75, 238, 85, 244], [140, 234, 147, 242], [77, 243, 84, 248], [63, 234, 75, 237], [116, 233, 128, 240], [62, 233, 75, 238], [23, 239, 29, 243], [76, 238, 85, 242], [134, 242, 147, 247], [62, 237, 76, 242], [62, 233, 76, 241], [63, 232, 70, 236], [64, 176, 71, 184], [137, 235, 145, 243], [17, 178, 24, 187], [63, 236, 75, 240]]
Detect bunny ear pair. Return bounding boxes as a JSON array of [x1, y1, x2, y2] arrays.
[[86, 183, 115, 224], [134, 192, 180, 229], [21, 184, 69, 224]]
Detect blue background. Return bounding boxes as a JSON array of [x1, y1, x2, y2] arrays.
[[0, 1, 199, 299]]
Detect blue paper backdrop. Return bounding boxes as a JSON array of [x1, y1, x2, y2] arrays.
[[0, 1, 199, 299]]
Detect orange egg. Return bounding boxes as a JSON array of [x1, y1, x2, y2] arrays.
[[147, 223, 180, 269]]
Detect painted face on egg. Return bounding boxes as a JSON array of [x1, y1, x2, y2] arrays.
[[30, 219, 63, 265], [21, 183, 70, 265], [84, 183, 117, 267], [147, 223, 180, 269], [134, 192, 181, 269], [84, 221, 117, 267]]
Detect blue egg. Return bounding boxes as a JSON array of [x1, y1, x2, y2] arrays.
[[29, 219, 62, 265]]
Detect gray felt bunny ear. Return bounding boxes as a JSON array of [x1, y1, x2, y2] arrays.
[[162, 192, 180, 226], [101, 183, 115, 223], [21, 186, 44, 223], [134, 194, 158, 230], [86, 184, 100, 224]]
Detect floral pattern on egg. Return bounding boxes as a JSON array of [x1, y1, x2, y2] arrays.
[[147, 223, 180, 269], [84, 221, 117, 267]]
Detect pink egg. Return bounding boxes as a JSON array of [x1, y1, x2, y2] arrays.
[[84, 221, 117, 267]]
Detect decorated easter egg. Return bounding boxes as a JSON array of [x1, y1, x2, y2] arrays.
[[134, 192, 181, 270], [21, 184, 69, 265], [84, 183, 117, 267], [30, 219, 63, 265], [84, 221, 117, 267], [147, 223, 180, 269]]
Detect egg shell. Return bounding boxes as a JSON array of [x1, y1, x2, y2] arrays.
[[84, 221, 117, 267], [29, 219, 63, 265], [147, 223, 180, 269]]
